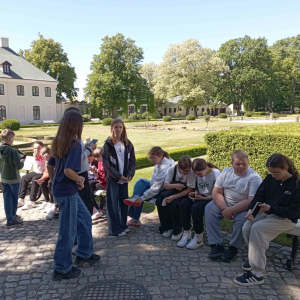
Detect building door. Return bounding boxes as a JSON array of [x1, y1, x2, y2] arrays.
[[46, 106, 52, 120], [19, 106, 25, 121], [140, 105, 147, 114], [164, 108, 167, 115]]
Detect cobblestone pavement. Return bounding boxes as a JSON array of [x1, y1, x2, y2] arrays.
[[0, 195, 300, 300]]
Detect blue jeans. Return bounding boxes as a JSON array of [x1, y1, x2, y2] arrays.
[[128, 178, 150, 221], [2, 182, 20, 222], [54, 193, 93, 273]]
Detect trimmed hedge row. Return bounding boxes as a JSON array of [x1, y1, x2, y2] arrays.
[[20, 122, 102, 129], [136, 144, 207, 169], [205, 123, 300, 178]]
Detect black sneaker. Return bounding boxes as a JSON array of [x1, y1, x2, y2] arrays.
[[75, 254, 101, 266], [15, 215, 23, 221], [54, 212, 59, 219], [52, 267, 81, 281], [209, 244, 225, 259], [221, 246, 238, 262], [7, 219, 23, 227], [234, 271, 264, 286], [242, 260, 252, 271]]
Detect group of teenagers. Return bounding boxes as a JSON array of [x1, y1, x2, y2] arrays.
[[1, 108, 300, 287]]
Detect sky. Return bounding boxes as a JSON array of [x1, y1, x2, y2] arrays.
[[1, 0, 300, 100]]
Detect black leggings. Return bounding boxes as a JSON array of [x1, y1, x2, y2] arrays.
[[41, 179, 54, 203], [19, 172, 44, 201], [179, 197, 211, 234], [78, 171, 93, 215], [89, 180, 105, 210]]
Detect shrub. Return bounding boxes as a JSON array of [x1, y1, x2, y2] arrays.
[[218, 113, 227, 118], [142, 111, 152, 120], [186, 114, 196, 120], [205, 123, 300, 178], [129, 112, 141, 120], [238, 111, 245, 116], [245, 112, 252, 117], [203, 112, 207, 116], [0, 119, 20, 131], [294, 107, 300, 114], [163, 116, 172, 122], [102, 118, 113, 126], [82, 114, 91, 122], [136, 144, 207, 169], [273, 113, 280, 120]]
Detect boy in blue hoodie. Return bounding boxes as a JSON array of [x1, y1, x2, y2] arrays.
[[0, 129, 24, 226]]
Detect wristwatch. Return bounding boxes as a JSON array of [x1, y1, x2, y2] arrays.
[[77, 176, 85, 185]]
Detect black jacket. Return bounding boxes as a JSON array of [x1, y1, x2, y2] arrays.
[[249, 174, 300, 223], [102, 137, 136, 183]]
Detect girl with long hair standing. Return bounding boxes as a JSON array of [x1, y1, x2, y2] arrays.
[[235, 153, 300, 286], [102, 119, 136, 236], [48, 111, 99, 281]]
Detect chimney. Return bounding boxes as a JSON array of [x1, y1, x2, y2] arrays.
[[0, 37, 9, 48]]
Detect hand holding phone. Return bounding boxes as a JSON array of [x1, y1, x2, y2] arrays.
[[250, 202, 262, 218], [88, 139, 98, 147]]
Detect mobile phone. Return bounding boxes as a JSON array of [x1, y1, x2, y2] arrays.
[[162, 199, 167, 206], [189, 195, 195, 202], [88, 139, 98, 147], [251, 202, 262, 218]]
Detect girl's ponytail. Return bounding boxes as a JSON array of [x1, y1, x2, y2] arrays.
[[192, 158, 220, 172], [148, 147, 170, 159], [207, 162, 220, 171]]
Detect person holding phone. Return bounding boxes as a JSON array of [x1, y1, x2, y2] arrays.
[[102, 119, 136, 236], [177, 159, 220, 249], [235, 153, 300, 286]]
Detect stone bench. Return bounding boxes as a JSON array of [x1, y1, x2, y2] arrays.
[[43, 120, 55, 124], [284, 221, 300, 270], [91, 118, 100, 122]]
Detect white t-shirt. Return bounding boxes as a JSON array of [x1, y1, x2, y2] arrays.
[[165, 165, 195, 188], [196, 168, 221, 197], [114, 142, 126, 184], [214, 167, 262, 206]]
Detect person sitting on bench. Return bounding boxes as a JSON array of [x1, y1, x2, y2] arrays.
[[235, 153, 300, 286]]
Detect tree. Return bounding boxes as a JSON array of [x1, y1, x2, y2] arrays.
[[141, 62, 168, 117], [175, 111, 182, 122], [85, 33, 146, 118], [19, 34, 78, 100], [205, 115, 210, 128], [156, 39, 226, 117]]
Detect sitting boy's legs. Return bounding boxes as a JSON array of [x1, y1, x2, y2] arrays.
[[18, 172, 39, 206]]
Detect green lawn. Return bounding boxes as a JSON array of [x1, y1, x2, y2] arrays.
[[16, 118, 271, 155]]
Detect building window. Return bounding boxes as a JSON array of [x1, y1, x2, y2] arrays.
[[0, 105, 6, 120], [17, 85, 25, 96], [197, 108, 199, 111], [140, 105, 147, 114], [128, 105, 135, 115], [3, 64, 10, 74], [45, 87, 51, 97], [174, 108, 176, 113], [179, 107, 182, 111], [191, 108, 193, 111], [169, 108, 171, 113], [32, 86, 39, 96], [33, 106, 40, 120], [0, 84, 4, 95]]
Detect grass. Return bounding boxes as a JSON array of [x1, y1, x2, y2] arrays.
[[16, 118, 274, 155]]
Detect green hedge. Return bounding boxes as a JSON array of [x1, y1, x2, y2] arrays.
[[136, 144, 207, 169], [102, 118, 113, 126], [186, 114, 196, 120], [1, 119, 21, 131], [205, 123, 300, 178], [218, 113, 227, 118], [244, 112, 252, 117], [20, 122, 102, 129], [163, 116, 172, 122]]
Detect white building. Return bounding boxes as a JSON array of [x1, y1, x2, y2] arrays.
[[0, 37, 58, 125]]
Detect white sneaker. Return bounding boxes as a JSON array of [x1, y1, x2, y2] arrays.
[[92, 209, 103, 220], [18, 199, 25, 208], [177, 230, 192, 248], [186, 233, 204, 250], [123, 228, 130, 233], [22, 201, 36, 210], [44, 202, 53, 213], [162, 229, 173, 238], [38, 202, 48, 211], [46, 206, 56, 220], [148, 198, 157, 205], [171, 231, 183, 241], [118, 232, 126, 237]]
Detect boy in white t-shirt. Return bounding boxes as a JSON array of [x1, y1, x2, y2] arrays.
[[205, 150, 262, 262]]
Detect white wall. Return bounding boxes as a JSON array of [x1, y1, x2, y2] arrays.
[[0, 78, 57, 124], [56, 102, 86, 122]]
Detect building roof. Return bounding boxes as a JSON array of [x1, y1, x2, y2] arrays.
[[0, 47, 57, 82]]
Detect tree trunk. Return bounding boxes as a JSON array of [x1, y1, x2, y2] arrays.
[[193, 105, 198, 117], [185, 107, 190, 116], [112, 105, 118, 118], [155, 106, 163, 117]]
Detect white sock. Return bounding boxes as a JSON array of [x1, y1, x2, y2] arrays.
[[184, 230, 190, 234], [252, 270, 262, 277]]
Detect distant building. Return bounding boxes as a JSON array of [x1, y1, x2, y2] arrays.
[[0, 37, 58, 125]]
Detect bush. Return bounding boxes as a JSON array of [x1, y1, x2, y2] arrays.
[[82, 114, 91, 122], [245, 112, 252, 117], [0, 119, 20, 131], [203, 112, 207, 116], [186, 114, 196, 120], [129, 112, 141, 120], [102, 118, 113, 126], [294, 107, 300, 114], [238, 111, 245, 116], [205, 123, 300, 178], [163, 116, 172, 122], [136, 145, 207, 169], [218, 113, 227, 118], [142, 111, 152, 120]]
